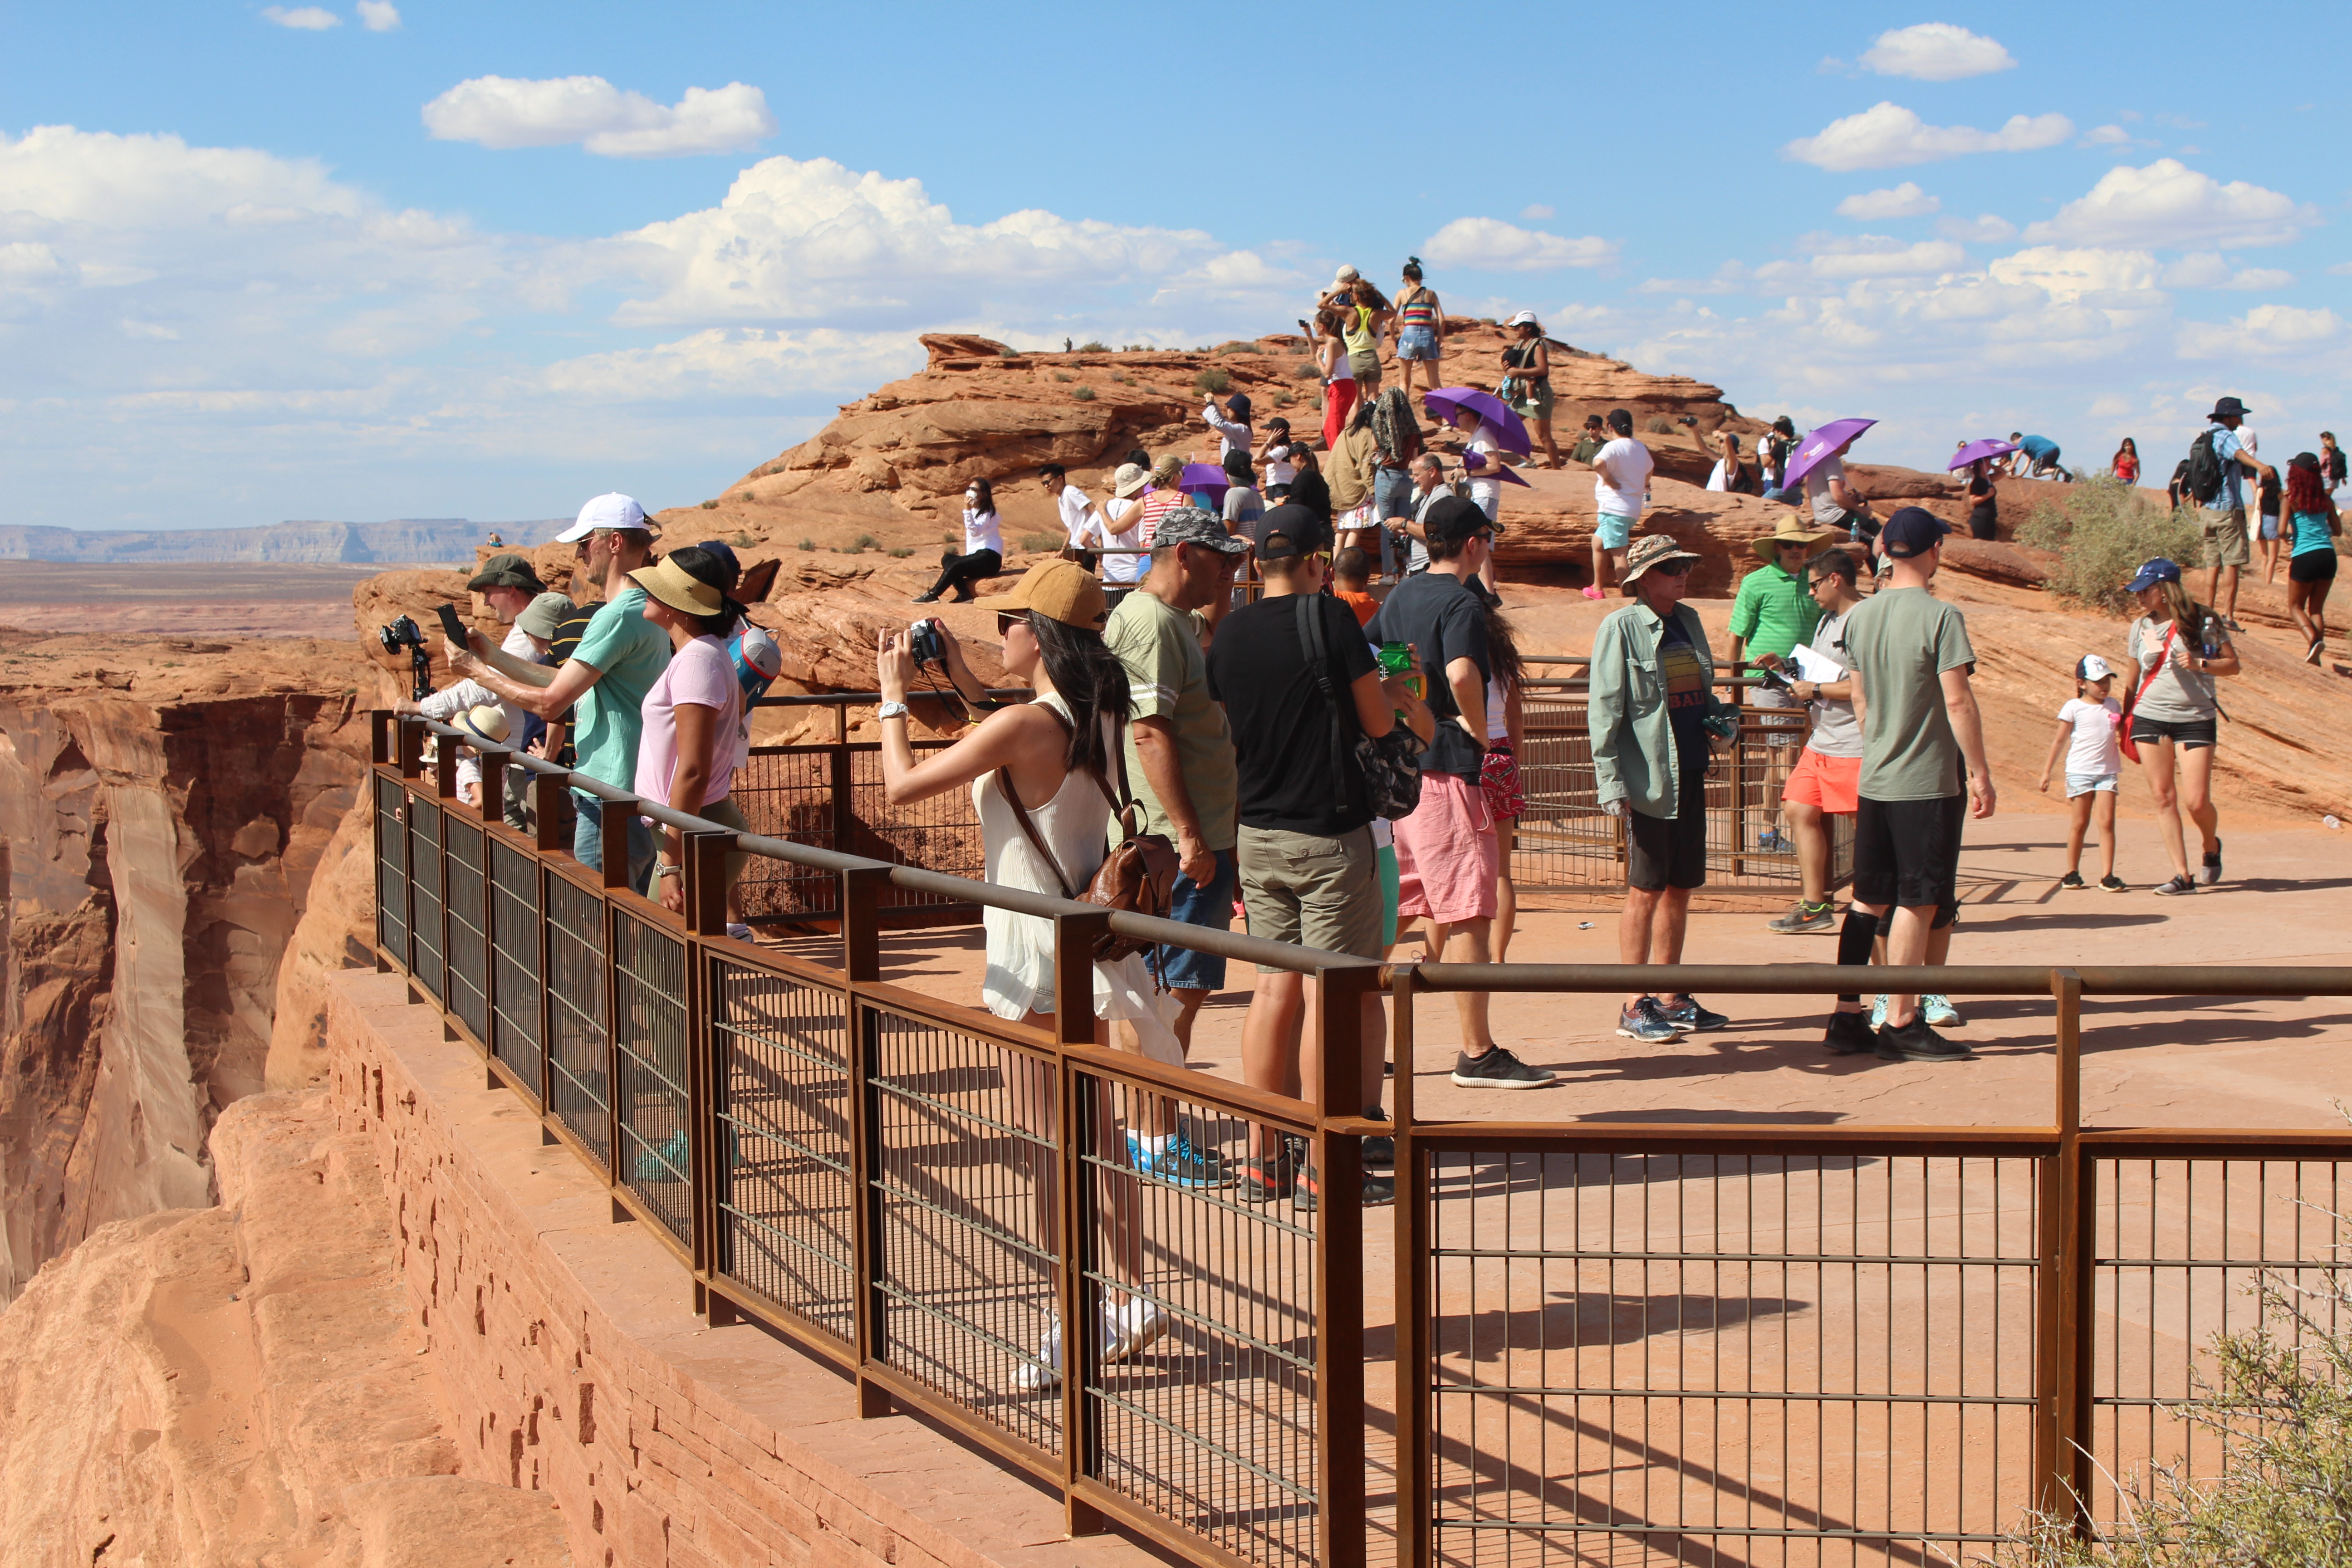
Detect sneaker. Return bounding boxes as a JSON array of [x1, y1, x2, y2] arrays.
[[1873, 1017, 1975, 1063], [1869, 994, 1890, 1029], [1921, 994, 1964, 1028], [2309, 637, 2326, 667], [1014, 1314, 1064, 1392], [2153, 875, 2198, 896], [2224, 617, 2244, 632], [1361, 1109, 1395, 1170], [1823, 1010, 1877, 1056], [1127, 1130, 1227, 1189], [1235, 1147, 1295, 1203], [1768, 900, 1837, 935], [725, 921, 756, 941], [1660, 995, 1730, 1033], [910, 591, 941, 603], [2058, 871, 2086, 890], [1756, 828, 1794, 853], [2199, 840, 2223, 885], [1293, 1166, 1397, 1211], [1103, 1297, 1169, 1364], [1580, 584, 1606, 601], [1450, 1046, 1559, 1088], [2099, 875, 2128, 892], [1614, 999, 1685, 1044]]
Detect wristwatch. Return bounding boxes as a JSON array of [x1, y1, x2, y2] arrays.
[[878, 701, 910, 720], [654, 863, 681, 879]]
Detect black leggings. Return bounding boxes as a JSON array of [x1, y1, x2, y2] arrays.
[[927, 547, 1002, 601]]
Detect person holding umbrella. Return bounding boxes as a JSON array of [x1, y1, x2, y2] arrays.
[[1948, 439, 2017, 543], [1499, 311, 1562, 469], [1782, 418, 1879, 561]]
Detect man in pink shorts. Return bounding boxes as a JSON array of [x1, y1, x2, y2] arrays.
[[1365, 496, 1557, 1089], [1767, 546, 1863, 935]]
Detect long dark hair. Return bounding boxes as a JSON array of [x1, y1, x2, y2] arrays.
[[966, 477, 998, 519], [1029, 614, 1130, 780], [1485, 605, 1526, 693]]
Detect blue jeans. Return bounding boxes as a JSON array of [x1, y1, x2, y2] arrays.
[[1146, 847, 1238, 993], [573, 789, 657, 896]]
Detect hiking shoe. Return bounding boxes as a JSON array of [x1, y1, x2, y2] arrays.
[[2153, 875, 2197, 896], [1614, 999, 1685, 1044], [2058, 871, 2087, 890], [1660, 995, 1730, 1033], [2308, 637, 2326, 666], [1869, 994, 1891, 1029], [1235, 1149, 1295, 1203], [1293, 1166, 1396, 1211], [1014, 1314, 1063, 1392], [1921, 994, 1964, 1028], [1823, 1011, 1877, 1056], [2199, 840, 2223, 885], [1768, 900, 1837, 935], [2099, 875, 2128, 892], [1127, 1130, 1227, 1189], [1756, 828, 1794, 853], [910, 591, 941, 603], [1874, 1017, 1975, 1063], [1450, 1046, 1558, 1088]]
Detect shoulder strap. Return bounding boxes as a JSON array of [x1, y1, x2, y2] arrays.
[[2123, 623, 2176, 722], [1296, 594, 1350, 789], [995, 701, 1081, 898]]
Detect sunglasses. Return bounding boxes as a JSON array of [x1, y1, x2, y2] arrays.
[[997, 612, 1027, 636], [1651, 559, 1695, 578]]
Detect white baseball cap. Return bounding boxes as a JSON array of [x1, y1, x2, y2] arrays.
[[1506, 309, 1539, 328], [1333, 265, 1360, 284], [2076, 654, 2114, 681], [556, 492, 650, 544]]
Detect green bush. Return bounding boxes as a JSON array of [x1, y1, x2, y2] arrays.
[[1644, 414, 1677, 434], [1053, 370, 1073, 382], [850, 533, 877, 552], [732, 532, 755, 547], [2018, 475, 2204, 615], [1194, 368, 1232, 395], [1110, 372, 1132, 385], [1295, 361, 1320, 379], [888, 547, 912, 559], [1019, 532, 1062, 554], [700, 498, 720, 509], [797, 538, 814, 551], [1273, 388, 1295, 408], [1214, 339, 1255, 356], [1071, 385, 1096, 401], [1075, 340, 1110, 353]]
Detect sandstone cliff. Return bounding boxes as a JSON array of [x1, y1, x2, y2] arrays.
[[0, 518, 566, 566]]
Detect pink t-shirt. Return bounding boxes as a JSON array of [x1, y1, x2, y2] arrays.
[[633, 635, 742, 809]]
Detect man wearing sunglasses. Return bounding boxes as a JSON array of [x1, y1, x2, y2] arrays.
[[1589, 533, 1741, 1045]]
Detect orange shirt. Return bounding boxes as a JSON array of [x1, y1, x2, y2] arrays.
[[1334, 588, 1378, 627]]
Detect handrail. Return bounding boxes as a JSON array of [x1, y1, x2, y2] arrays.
[[1408, 960, 2352, 998]]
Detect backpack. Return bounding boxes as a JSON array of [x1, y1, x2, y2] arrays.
[[1370, 387, 1420, 466], [2184, 430, 2226, 506], [1295, 595, 1424, 820]]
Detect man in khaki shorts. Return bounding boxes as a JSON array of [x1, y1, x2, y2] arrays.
[[2195, 396, 2274, 629]]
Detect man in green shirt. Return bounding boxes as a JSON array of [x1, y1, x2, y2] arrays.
[[449, 493, 673, 892], [1730, 517, 1832, 852]]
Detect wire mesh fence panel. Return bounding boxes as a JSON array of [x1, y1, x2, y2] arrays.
[[488, 838, 544, 1105], [730, 748, 840, 920], [1082, 1069, 1323, 1568], [2087, 1155, 2352, 1534], [445, 818, 489, 1045], [711, 957, 855, 1347], [729, 744, 980, 924], [375, 776, 409, 960], [408, 796, 445, 1003], [544, 874, 610, 1168], [1424, 1147, 2041, 1567], [847, 745, 983, 909], [1513, 692, 1616, 888], [865, 1003, 1063, 1455], [614, 911, 691, 1247]]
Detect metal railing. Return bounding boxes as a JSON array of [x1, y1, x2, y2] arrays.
[[372, 709, 2350, 1568]]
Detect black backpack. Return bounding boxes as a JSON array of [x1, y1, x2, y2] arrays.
[[1295, 595, 1423, 820], [2184, 430, 2226, 505]]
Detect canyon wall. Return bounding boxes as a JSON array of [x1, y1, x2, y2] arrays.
[[0, 517, 566, 565]]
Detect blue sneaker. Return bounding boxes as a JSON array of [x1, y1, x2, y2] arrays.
[[1757, 828, 1794, 853], [1660, 995, 1730, 1033], [1127, 1130, 1228, 1189], [1869, 994, 1890, 1030], [1921, 994, 1964, 1028], [1615, 998, 1685, 1044]]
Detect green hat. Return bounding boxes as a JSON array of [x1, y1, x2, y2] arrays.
[[467, 552, 544, 593]]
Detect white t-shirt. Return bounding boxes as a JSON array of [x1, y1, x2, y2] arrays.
[[1593, 437, 1655, 519], [963, 506, 1002, 556], [1098, 495, 1149, 585], [2058, 696, 2122, 777], [1466, 424, 1505, 505], [1263, 444, 1299, 488], [1055, 486, 1096, 547], [1804, 455, 1849, 525], [1705, 459, 1736, 492]]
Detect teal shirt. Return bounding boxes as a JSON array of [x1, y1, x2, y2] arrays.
[[568, 584, 672, 792], [1729, 559, 1823, 661], [1588, 599, 1731, 819]]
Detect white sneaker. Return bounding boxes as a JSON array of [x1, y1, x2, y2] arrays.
[[1105, 1297, 1169, 1364], [1014, 1314, 1063, 1392]]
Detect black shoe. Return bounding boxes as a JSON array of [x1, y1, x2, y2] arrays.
[[1873, 1017, 1975, 1063], [1661, 995, 1730, 1033], [910, 590, 941, 603], [1361, 1106, 1394, 1170], [2199, 840, 2222, 885], [2058, 871, 2086, 890], [1450, 1046, 1558, 1088], [1292, 1166, 1398, 1211], [2099, 875, 2128, 892], [1823, 1011, 1877, 1056]]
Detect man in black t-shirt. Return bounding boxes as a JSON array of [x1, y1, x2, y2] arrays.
[[1207, 515, 1432, 1209]]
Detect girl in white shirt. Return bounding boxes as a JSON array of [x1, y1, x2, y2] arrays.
[[914, 478, 1004, 603], [2036, 655, 2126, 891]]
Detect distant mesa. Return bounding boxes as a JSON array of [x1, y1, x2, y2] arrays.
[[0, 518, 567, 566]]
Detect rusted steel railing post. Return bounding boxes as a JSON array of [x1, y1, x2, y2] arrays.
[[1314, 960, 1378, 1568], [1391, 964, 1431, 1568], [2035, 967, 2088, 1524], [683, 832, 730, 1314], [838, 863, 892, 1419], [1051, 909, 1113, 1539]]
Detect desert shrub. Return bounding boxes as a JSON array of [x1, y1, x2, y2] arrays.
[[1111, 372, 1133, 385], [1071, 385, 1096, 401], [1273, 388, 1295, 408], [732, 532, 755, 546], [1295, 361, 1321, 379], [1643, 414, 1677, 434], [700, 498, 720, 509], [1122, 343, 1145, 352], [797, 538, 814, 551], [1076, 339, 1110, 353], [1019, 532, 1062, 554], [1214, 339, 1254, 356], [851, 533, 878, 552], [942, 531, 959, 544], [1194, 368, 1232, 395], [888, 547, 912, 559], [1052, 370, 1073, 383], [2018, 475, 2203, 615]]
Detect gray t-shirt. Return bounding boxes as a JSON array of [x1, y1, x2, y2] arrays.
[[1805, 454, 1851, 527], [2128, 612, 2225, 723], [1844, 587, 1975, 800], [1801, 608, 1862, 760]]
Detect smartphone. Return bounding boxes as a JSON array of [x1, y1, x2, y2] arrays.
[[435, 602, 469, 645]]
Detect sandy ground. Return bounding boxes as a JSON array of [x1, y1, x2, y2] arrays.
[[0, 562, 394, 639]]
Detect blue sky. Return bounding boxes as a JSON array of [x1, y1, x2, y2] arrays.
[[5, 1, 2346, 530]]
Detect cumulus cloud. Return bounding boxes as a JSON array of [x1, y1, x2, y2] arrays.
[[2160, 253, 2293, 290], [2082, 125, 2134, 147], [356, 1, 401, 29], [2178, 304, 2342, 359], [530, 328, 921, 403], [1421, 217, 1617, 272], [0, 124, 360, 227], [1988, 247, 2163, 304], [1785, 102, 2073, 171], [1800, 236, 1968, 279], [1519, 203, 1555, 220], [1837, 182, 1939, 220], [2023, 159, 2313, 249], [260, 6, 339, 28], [422, 76, 777, 158], [1858, 23, 2017, 81], [1937, 214, 2019, 242]]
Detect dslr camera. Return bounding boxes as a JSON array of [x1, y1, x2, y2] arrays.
[[378, 614, 432, 701], [908, 617, 946, 667]]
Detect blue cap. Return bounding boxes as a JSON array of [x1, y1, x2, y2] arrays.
[[689, 539, 743, 589], [1880, 506, 1950, 559], [2124, 558, 2181, 593]]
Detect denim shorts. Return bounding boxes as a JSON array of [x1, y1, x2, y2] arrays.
[[1397, 324, 1440, 359], [2065, 772, 2119, 798], [1595, 511, 1635, 551], [1374, 464, 1414, 521], [1146, 846, 1237, 992], [2258, 511, 2281, 541]]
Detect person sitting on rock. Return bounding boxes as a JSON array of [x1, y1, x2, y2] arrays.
[[915, 478, 1004, 604]]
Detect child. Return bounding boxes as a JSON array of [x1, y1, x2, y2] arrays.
[[1331, 545, 1378, 625], [2038, 655, 2126, 891], [1257, 417, 1298, 490]]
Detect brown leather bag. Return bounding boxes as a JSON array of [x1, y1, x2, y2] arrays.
[[995, 708, 1180, 964]]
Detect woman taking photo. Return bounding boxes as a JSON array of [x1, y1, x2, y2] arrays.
[[2122, 558, 2237, 896], [875, 559, 1176, 1389], [1392, 257, 1444, 402], [2283, 451, 2341, 664], [1500, 310, 1561, 468], [632, 555, 751, 913], [1318, 305, 1359, 450], [914, 478, 1003, 603]]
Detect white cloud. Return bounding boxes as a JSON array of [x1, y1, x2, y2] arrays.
[[1519, 203, 1554, 221], [261, 5, 339, 28], [0, 124, 360, 227], [2178, 304, 2342, 359], [1800, 236, 1968, 279], [1937, 214, 2019, 242], [1785, 102, 2074, 171], [1989, 246, 2163, 304], [2159, 253, 2295, 291], [1837, 182, 1939, 220], [356, 1, 401, 30], [1420, 217, 1617, 272], [1858, 23, 2017, 81], [2083, 125, 2133, 147], [2024, 159, 2313, 249], [421, 76, 777, 158], [530, 328, 920, 404]]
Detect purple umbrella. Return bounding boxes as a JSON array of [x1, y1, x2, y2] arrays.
[[1779, 418, 1877, 493], [1177, 463, 1231, 504], [1422, 387, 1533, 456], [1459, 450, 1532, 489], [1947, 438, 2018, 471]]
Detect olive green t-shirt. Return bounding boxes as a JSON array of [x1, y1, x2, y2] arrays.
[[1842, 586, 1976, 801], [1104, 589, 1237, 851]]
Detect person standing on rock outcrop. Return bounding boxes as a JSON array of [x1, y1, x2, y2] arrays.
[[1499, 312, 1561, 470], [1202, 393, 1253, 462], [447, 493, 672, 893], [1040, 465, 1107, 571], [2188, 397, 2274, 632], [1583, 410, 1655, 602], [1392, 258, 1444, 403]]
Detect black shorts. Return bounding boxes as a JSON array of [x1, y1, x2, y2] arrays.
[[1852, 794, 1964, 911], [1967, 505, 1998, 542], [2129, 715, 2216, 750], [1626, 761, 1708, 892], [2289, 549, 2338, 584]]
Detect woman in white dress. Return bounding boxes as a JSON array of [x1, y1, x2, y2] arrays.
[[875, 559, 1177, 1391]]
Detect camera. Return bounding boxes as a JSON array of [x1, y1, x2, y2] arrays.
[[1755, 664, 1794, 692], [909, 618, 946, 667], [377, 615, 432, 701], [377, 615, 425, 656]]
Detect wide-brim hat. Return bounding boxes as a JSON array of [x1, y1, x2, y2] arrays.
[[2208, 396, 2250, 421], [1112, 462, 1151, 499], [1752, 516, 1833, 562], [1621, 533, 1702, 586], [978, 558, 1109, 631], [515, 591, 574, 642], [467, 552, 545, 594], [629, 557, 726, 619], [459, 704, 510, 745]]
